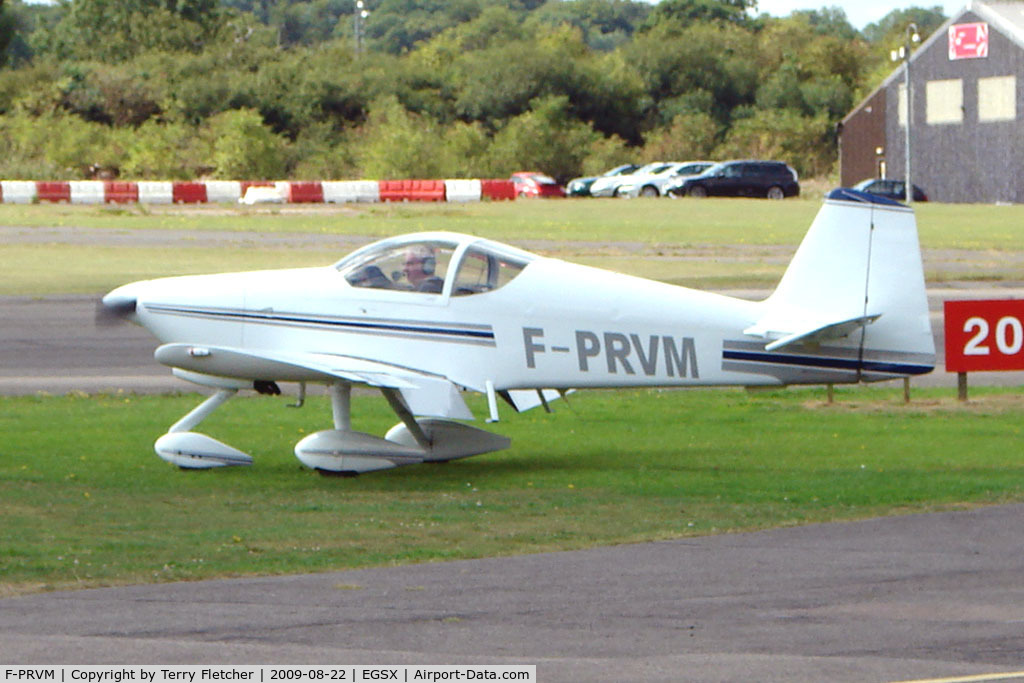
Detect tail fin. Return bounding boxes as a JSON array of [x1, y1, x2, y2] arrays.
[[742, 189, 935, 383]]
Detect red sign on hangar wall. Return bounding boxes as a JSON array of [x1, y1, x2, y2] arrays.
[[949, 22, 989, 60]]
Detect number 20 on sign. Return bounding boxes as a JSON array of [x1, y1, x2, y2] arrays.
[[944, 299, 1024, 372]]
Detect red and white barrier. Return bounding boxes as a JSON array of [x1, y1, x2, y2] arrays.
[[36, 181, 71, 203], [444, 179, 482, 203], [205, 181, 243, 203], [138, 181, 174, 204], [287, 181, 324, 203], [172, 182, 206, 203], [481, 179, 516, 201], [69, 181, 106, 204], [105, 181, 139, 204], [323, 180, 380, 203], [0, 181, 37, 203], [0, 178, 519, 204], [379, 179, 446, 202]]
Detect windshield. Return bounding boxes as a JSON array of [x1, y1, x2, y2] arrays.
[[634, 162, 667, 175], [675, 162, 713, 176], [648, 164, 678, 176], [339, 240, 457, 294], [336, 236, 536, 297]]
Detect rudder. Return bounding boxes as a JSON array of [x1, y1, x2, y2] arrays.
[[744, 189, 935, 383]]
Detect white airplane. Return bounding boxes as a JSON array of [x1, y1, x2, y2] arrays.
[[100, 189, 935, 476]]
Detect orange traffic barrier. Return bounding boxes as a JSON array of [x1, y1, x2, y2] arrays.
[[287, 181, 324, 203], [105, 181, 139, 204], [36, 181, 71, 203], [378, 179, 446, 202], [172, 182, 207, 203], [480, 179, 516, 201]]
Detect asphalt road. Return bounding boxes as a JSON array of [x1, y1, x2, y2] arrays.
[[0, 294, 179, 394], [3, 505, 1024, 681]]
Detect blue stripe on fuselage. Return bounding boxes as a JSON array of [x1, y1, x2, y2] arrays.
[[722, 349, 933, 376]]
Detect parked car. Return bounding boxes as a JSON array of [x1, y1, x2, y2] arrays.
[[617, 161, 715, 198], [852, 178, 928, 202], [511, 172, 565, 198], [566, 164, 639, 197], [667, 160, 800, 199], [589, 162, 677, 197]]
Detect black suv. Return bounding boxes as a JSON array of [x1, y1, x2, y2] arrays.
[[667, 160, 800, 199], [852, 178, 928, 202]]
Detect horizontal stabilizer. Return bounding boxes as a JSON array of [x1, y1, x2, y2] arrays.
[[745, 312, 881, 351]]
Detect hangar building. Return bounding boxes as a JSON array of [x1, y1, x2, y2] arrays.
[[839, 1, 1024, 203]]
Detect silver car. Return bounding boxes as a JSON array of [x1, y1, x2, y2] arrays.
[[616, 161, 715, 198], [589, 162, 677, 198]]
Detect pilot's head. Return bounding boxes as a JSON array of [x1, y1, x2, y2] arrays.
[[402, 245, 436, 285]]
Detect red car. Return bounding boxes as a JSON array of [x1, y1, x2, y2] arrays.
[[511, 172, 565, 198]]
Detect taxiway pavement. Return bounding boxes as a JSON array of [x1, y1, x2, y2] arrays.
[[3, 505, 1024, 681]]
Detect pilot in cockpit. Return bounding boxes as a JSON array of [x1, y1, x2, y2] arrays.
[[401, 245, 444, 293]]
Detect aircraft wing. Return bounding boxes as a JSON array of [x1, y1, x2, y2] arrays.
[[154, 343, 474, 420], [744, 312, 881, 352]]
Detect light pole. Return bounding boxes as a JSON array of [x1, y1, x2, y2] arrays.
[[891, 23, 920, 203], [354, 0, 369, 56]]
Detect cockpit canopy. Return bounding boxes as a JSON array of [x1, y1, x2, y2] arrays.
[[336, 234, 535, 297]]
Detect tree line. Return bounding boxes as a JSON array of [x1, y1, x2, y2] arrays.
[[0, 0, 947, 182]]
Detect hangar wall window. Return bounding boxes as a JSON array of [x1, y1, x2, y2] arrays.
[[978, 75, 1017, 121], [926, 79, 964, 124]]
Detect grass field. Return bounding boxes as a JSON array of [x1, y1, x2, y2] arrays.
[[3, 197, 1024, 295], [3, 386, 1023, 596], [2, 195, 1023, 596], [2, 195, 1024, 247]]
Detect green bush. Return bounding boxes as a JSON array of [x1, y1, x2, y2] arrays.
[[122, 120, 207, 179], [486, 95, 599, 181], [642, 112, 718, 162], [715, 108, 832, 177], [204, 108, 288, 179], [354, 95, 447, 179]]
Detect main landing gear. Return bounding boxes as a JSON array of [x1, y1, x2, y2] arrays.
[[154, 381, 510, 475]]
